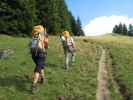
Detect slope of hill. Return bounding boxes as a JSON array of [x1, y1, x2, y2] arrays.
[[1, 34, 133, 100], [0, 35, 100, 100]]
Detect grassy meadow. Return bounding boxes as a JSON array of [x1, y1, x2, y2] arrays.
[[1, 34, 133, 100], [90, 34, 133, 99], [0, 35, 100, 100]]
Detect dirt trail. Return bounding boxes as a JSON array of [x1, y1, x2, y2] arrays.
[[96, 48, 111, 100]]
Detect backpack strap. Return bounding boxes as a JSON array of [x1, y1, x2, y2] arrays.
[[66, 37, 74, 47]]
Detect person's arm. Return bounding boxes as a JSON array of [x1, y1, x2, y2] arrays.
[[43, 34, 48, 49]]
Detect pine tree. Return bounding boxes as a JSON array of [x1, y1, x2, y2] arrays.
[[75, 17, 85, 36], [0, 0, 38, 36], [0, 0, 80, 36], [113, 25, 119, 33], [118, 23, 123, 34], [69, 12, 77, 35], [36, 0, 72, 35], [129, 24, 133, 31], [128, 24, 133, 36], [122, 24, 128, 35], [58, 0, 71, 33], [113, 23, 128, 36], [49, 0, 62, 34], [36, 0, 52, 33]]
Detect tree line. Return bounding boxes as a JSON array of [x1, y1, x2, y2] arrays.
[[112, 23, 133, 36], [0, 0, 84, 36]]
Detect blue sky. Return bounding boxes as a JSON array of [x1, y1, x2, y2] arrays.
[[65, 0, 133, 27]]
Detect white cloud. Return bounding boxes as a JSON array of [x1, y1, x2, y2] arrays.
[[83, 15, 133, 36]]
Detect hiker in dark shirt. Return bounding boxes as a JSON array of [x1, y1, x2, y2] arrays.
[[30, 25, 48, 93]]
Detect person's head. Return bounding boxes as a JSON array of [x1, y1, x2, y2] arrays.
[[32, 25, 44, 37], [62, 31, 70, 38]]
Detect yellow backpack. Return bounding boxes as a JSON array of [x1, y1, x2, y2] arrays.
[[31, 25, 45, 49]]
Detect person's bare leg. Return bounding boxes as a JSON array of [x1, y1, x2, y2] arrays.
[[33, 72, 40, 84]]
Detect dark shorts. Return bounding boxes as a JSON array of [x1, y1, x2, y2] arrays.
[[31, 49, 46, 73]]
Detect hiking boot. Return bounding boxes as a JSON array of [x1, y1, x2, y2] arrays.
[[31, 83, 38, 94], [64, 66, 69, 70]]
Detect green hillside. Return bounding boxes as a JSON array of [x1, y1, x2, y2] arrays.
[[0, 35, 100, 100], [1, 34, 133, 100], [90, 34, 133, 99]]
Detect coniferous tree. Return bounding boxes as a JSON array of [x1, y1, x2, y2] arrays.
[[74, 17, 85, 36], [58, 0, 71, 33], [36, 0, 50, 29], [128, 24, 133, 36], [118, 23, 123, 34], [122, 24, 128, 35], [69, 12, 77, 35], [0, 0, 81, 36], [49, 0, 61, 34], [36, 0, 72, 35], [128, 24, 133, 31], [113, 25, 119, 33], [113, 23, 129, 36], [0, 0, 38, 36]]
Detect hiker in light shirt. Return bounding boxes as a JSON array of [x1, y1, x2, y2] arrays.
[[60, 31, 76, 69]]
